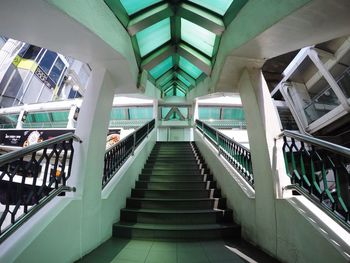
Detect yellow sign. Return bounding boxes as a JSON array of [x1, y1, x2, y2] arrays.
[[12, 55, 21, 67]]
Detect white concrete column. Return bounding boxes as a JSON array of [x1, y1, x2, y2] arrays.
[[16, 110, 25, 129], [69, 65, 115, 253], [238, 68, 288, 255], [66, 105, 78, 129]]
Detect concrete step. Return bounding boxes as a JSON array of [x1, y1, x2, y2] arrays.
[[120, 208, 233, 224], [135, 181, 216, 190], [131, 189, 221, 199], [113, 222, 241, 240], [138, 174, 210, 182], [126, 197, 227, 210]]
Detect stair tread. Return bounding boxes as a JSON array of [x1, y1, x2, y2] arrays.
[[115, 222, 239, 230], [121, 208, 230, 213], [128, 197, 223, 201]]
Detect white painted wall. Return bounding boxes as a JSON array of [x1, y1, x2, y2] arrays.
[[218, 129, 249, 149], [194, 130, 350, 263], [0, 130, 156, 263]]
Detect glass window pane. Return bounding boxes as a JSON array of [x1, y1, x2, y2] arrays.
[[110, 108, 128, 120], [0, 114, 19, 128], [24, 111, 68, 128], [129, 107, 153, 119], [176, 88, 186, 97], [178, 56, 202, 79], [181, 18, 216, 57], [161, 107, 172, 118], [222, 108, 245, 120], [176, 73, 191, 87], [188, 0, 233, 15], [49, 58, 65, 84], [120, 0, 161, 15], [159, 73, 174, 87], [39, 50, 57, 74], [136, 18, 171, 57], [198, 107, 220, 119], [149, 56, 173, 79], [22, 45, 41, 60]]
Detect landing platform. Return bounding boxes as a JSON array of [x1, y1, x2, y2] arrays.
[[77, 238, 280, 263]]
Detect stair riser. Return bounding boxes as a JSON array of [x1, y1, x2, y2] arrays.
[[126, 199, 227, 210], [135, 182, 216, 190], [120, 211, 233, 224], [141, 170, 204, 175], [113, 227, 240, 240], [138, 175, 209, 182], [131, 189, 221, 199]]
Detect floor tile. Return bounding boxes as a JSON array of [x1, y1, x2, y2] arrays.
[[145, 250, 177, 263], [116, 247, 150, 262], [125, 239, 153, 250], [151, 241, 177, 252], [177, 250, 210, 263]]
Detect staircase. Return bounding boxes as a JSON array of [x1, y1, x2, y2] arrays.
[[113, 142, 240, 240]]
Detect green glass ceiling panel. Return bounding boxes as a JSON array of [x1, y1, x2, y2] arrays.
[[188, 0, 234, 15], [176, 73, 191, 87], [165, 88, 174, 97], [136, 18, 171, 57], [120, 0, 162, 15], [149, 56, 173, 79], [175, 88, 186, 97], [181, 18, 216, 57], [179, 56, 202, 79], [159, 73, 174, 87]]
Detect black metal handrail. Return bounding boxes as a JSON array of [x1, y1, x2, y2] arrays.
[[195, 119, 254, 187], [103, 119, 155, 188], [0, 132, 81, 242], [280, 130, 350, 228]]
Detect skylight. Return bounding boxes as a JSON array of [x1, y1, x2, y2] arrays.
[[188, 0, 234, 16], [136, 18, 171, 57], [179, 56, 202, 79], [181, 18, 216, 57], [120, 0, 162, 15], [149, 56, 173, 79]]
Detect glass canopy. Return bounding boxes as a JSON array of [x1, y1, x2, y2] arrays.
[[181, 18, 216, 57], [106, 0, 248, 97], [188, 0, 234, 16], [136, 18, 171, 57], [120, 0, 162, 15]]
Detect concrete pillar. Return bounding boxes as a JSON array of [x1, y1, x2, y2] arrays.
[[69, 65, 115, 253], [238, 68, 288, 255]]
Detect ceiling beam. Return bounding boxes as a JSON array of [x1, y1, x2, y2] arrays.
[[178, 43, 211, 75], [178, 3, 225, 35], [104, 0, 129, 27], [223, 0, 248, 27], [141, 44, 175, 70], [127, 3, 174, 36], [176, 69, 196, 86], [156, 68, 174, 85], [161, 80, 176, 91]]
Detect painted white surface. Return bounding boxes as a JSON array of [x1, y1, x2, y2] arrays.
[[0, 130, 156, 263], [218, 129, 249, 149], [194, 129, 350, 263]]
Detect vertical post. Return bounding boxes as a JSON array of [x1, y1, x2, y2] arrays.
[[132, 132, 136, 155], [216, 130, 220, 155]]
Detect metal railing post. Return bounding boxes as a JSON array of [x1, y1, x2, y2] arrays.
[[132, 132, 136, 156], [216, 131, 220, 155]]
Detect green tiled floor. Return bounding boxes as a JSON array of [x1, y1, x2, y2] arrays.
[[79, 238, 280, 263]]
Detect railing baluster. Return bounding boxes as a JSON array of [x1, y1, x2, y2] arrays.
[[0, 133, 80, 242], [195, 119, 254, 188], [102, 119, 155, 189], [280, 130, 350, 228]]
